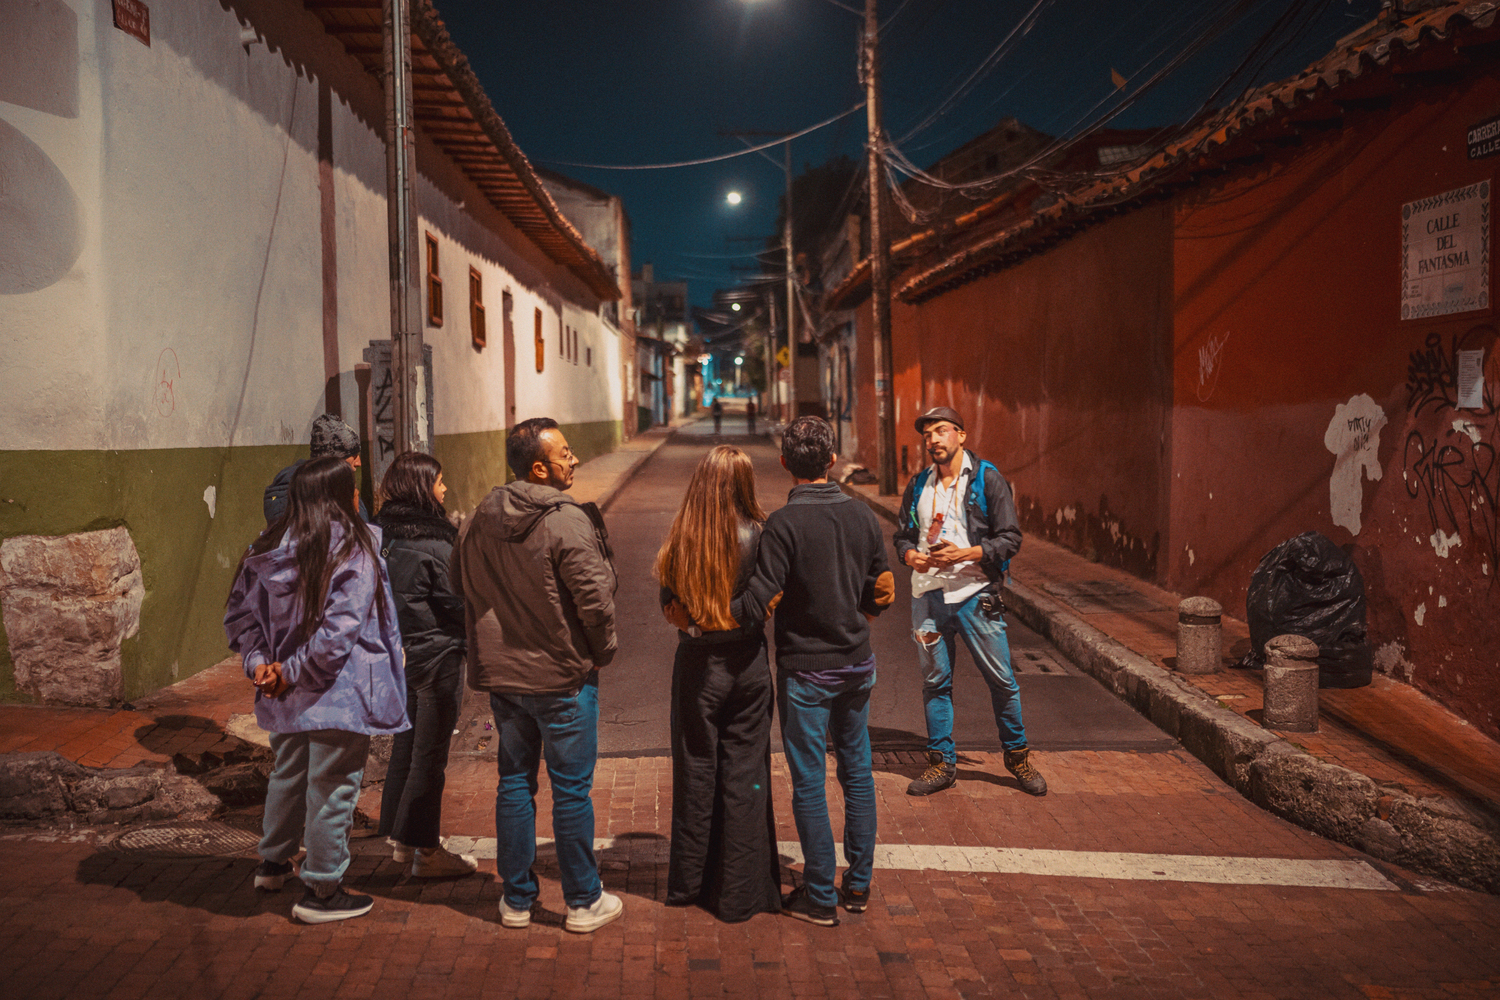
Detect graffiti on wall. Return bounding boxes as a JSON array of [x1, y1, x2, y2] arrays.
[[1324, 394, 1386, 535], [1196, 330, 1230, 402], [1402, 327, 1498, 568]]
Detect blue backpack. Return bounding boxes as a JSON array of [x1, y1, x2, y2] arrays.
[[909, 455, 1009, 571]]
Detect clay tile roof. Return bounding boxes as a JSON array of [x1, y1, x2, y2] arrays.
[[828, 1, 1500, 307], [302, 0, 620, 301]]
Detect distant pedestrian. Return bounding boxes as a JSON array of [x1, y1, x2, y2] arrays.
[[373, 452, 477, 879], [225, 456, 408, 924], [894, 407, 1047, 798], [263, 413, 369, 524], [746, 396, 757, 435], [451, 417, 624, 933], [656, 446, 781, 923], [740, 416, 895, 926], [711, 398, 724, 435]]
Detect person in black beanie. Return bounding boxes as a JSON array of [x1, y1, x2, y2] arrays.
[[264, 414, 368, 524]]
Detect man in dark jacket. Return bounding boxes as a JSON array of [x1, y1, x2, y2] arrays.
[[450, 417, 622, 934], [893, 406, 1047, 799], [739, 416, 895, 926], [263, 414, 369, 523]]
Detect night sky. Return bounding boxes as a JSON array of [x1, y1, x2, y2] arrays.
[[430, 0, 1383, 312]]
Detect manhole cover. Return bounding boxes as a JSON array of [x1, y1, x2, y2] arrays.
[[111, 822, 261, 858]]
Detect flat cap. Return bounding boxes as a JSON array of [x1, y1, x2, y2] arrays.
[[914, 406, 964, 433]]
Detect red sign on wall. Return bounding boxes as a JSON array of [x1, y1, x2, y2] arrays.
[[113, 0, 150, 47]]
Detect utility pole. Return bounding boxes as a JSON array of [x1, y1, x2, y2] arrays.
[[784, 139, 797, 423], [383, 0, 425, 456], [864, 0, 897, 494]]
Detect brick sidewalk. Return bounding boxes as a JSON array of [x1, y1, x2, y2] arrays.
[[4, 743, 1499, 1000]]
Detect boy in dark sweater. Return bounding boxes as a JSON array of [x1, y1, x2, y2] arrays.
[[739, 417, 894, 925]]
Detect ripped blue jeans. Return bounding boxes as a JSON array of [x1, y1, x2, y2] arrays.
[[911, 589, 1027, 761]]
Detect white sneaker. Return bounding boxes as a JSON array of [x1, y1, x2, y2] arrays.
[[411, 844, 479, 878], [564, 890, 623, 933], [388, 839, 413, 864], [498, 898, 533, 929]]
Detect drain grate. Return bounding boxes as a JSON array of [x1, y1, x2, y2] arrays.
[[110, 822, 261, 858]]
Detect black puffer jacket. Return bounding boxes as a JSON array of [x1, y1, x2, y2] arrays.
[[374, 500, 465, 684]]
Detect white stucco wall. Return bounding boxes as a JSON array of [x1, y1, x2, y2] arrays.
[[1, 0, 618, 455]]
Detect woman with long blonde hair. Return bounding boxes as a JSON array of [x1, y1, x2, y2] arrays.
[[654, 445, 781, 922]]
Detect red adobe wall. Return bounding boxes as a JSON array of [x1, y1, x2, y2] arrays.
[[1171, 80, 1500, 738], [890, 206, 1175, 576]]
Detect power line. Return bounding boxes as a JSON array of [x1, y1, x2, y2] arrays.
[[545, 102, 865, 171]]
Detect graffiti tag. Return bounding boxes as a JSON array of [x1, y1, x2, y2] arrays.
[[1196, 330, 1229, 402], [1403, 427, 1499, 569], [154, 348, 180, 416], [1406, 327, 1496, 416]]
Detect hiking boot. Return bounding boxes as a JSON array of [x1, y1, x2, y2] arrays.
[[1004, 746, 1048, 796], [411, 844, 479, 878], [906, 751, 957, 796], [781, 885, 839, 927], [839, 882, 870, 914], [388, 839, 413, 864], [253, 859, 295, 891], [499, 898, 533, 929], [292, 885, 374, 924], [565, 890, 624, 933]]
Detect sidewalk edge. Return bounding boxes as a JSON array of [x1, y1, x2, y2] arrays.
[[595, 438, 670, 514], [841, 482, 1500, 894]]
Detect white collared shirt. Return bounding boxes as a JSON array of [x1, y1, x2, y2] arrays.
[[910, 452, 988, 604]]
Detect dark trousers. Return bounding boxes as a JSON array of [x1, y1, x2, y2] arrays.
[[379, 650, 462, 849], [668, 633, 782, 922]]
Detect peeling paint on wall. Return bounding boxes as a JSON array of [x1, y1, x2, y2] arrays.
[[1414, 602, 1427, 626], [1430, 528, 1462, 557], [203, 485, 216, 519], [1324, 393, 1387, 535], [1373, 639, 1414, 681]]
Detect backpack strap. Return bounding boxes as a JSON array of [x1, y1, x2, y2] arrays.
[[908, 466, 935, 528], [967, 458, 999, 520]]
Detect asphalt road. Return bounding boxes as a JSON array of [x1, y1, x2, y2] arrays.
[[595, 433, 1174, 758]]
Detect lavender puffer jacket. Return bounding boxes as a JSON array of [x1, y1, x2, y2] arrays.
[[224, 524, 409, 736]]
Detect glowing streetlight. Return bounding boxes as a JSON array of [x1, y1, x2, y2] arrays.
[[734, 356, 743, 366], [726, 190, 743, 205], [731, 302, 741, 311]]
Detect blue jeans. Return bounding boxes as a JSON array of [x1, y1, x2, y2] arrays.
[[261, 729, 370, 894], [912, 589, 1027, 760], [777, 668, 877, 909], [490, 674, 601, 910]]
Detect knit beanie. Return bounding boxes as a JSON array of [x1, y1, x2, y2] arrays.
[[310, 413, 361, 459]]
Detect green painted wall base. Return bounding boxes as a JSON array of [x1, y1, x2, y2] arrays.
[[0, 418, 622, 703]]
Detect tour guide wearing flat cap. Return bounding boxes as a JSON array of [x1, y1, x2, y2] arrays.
[[913, 406, 964, 434]]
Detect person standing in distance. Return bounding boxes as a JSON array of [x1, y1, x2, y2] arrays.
[[894, 407, 1047, 798], [450, 417, 623, 933], [264, 414, 369, 524]]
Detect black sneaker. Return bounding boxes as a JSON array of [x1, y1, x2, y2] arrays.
[[906, 751, 957, 796], [839, 883, 870, 914], [1004, 746, 1049, 796], [292, 886, 374, 924], [781, 885, 838, 927], [254, 859, 295, 891]]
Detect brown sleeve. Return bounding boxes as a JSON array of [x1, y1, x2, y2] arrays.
[[873, 571, 895, 607]]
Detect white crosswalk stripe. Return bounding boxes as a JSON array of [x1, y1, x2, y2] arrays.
[[439, 836, 1397, 891]]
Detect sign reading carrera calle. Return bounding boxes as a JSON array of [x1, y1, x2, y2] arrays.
[[1402, 182, 1489, 320]]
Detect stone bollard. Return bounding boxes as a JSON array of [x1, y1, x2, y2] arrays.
[[1176, 597, 1223, 674], [1263, 634, 1320, 733]]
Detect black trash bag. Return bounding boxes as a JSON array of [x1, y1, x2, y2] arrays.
[[1239, 531, 1373, 689]]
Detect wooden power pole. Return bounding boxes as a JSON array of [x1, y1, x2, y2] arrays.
[[864, 0, 897, 494]]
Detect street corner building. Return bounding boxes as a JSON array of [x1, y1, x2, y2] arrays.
[[818, 1, 1500, 743], [0, 0, 635, 706]]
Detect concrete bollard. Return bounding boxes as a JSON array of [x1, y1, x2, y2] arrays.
[[1263, 634, 1320, 733], [1176, 597, 1223, 674]]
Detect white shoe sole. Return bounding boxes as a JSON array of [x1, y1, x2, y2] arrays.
[[292, 899, 373, 924], [499, 903, 532, 929], [564, 896, 624, 933], [254, 862, 297, 891]]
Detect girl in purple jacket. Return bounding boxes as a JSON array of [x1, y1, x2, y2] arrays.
[[225, 456, 408, 924]]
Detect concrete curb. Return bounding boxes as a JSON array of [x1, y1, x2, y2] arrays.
[[841, 483, 1500, 894]]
